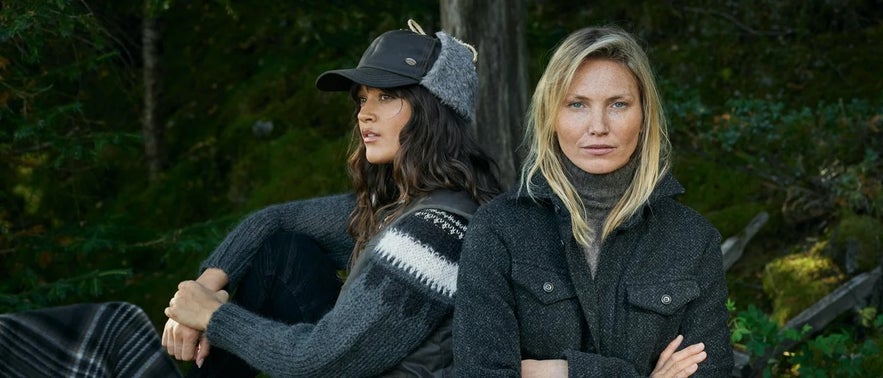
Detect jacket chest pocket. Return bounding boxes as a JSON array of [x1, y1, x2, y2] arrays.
[[512, 263, 582, 358], [627, 279, 699, 315], [622, 279, 700, 371]]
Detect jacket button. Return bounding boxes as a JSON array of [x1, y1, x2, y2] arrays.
[[661, 294, 672, 305], [543, 282, 554, 292]]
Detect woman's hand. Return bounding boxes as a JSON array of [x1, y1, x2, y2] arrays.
[[161, 288, 229, 364], [162, 269, 230, 364], [651, 335, 707, 378], [165, 281, 226, 330], [522, 359, 568, 378]]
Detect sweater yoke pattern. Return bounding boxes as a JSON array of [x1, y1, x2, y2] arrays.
[[373, 208, 468, 299]]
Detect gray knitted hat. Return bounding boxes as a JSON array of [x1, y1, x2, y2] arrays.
[[316, 20, 478, 122]]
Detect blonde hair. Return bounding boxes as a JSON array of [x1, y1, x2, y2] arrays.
[[520, 26, 671, 247]]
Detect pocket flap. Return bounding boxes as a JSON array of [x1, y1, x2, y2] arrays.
[[512, 263, 577, 305], [627, 279, 699, 315]]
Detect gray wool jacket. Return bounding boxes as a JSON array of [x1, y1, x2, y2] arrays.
[[200, 192, 476, 377], [453, 174, 733, 377]]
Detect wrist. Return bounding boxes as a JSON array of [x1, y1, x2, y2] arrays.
[[202, 301, 223, 331], [197, 268, 229, 292]]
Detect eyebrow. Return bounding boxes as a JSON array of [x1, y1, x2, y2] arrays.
[[566, 93, 635, 101]]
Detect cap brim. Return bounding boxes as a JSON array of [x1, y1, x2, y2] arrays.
[[315, 67, 420, 91]]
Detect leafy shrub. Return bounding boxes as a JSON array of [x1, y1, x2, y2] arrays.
[[665, 88, 883, 226], [730, 301, 883, 377]]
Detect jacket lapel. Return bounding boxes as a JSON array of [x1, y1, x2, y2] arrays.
[[552, 196, 603, 354]]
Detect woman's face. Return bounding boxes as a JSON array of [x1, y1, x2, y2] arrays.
[[555, 58, 643, 174], [356, 85, 412, 164]]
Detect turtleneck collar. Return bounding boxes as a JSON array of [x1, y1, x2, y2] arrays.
[[562, 156, 637, 214]]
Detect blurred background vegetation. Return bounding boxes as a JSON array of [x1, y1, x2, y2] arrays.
[[2, 0, 881, 375]]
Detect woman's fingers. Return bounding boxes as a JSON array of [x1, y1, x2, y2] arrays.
[[654, 334, 684, 371], [215, 289, 229, 303], [174, 324, 201, 361], [196, 334, 212, 368], [652, 338, 707, 378], [162, 281, 226, 361], [161, 319, 174, 355]]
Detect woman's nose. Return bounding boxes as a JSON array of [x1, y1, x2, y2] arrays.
[[586, 112, 609, 136], [357, 104, 375, 123]]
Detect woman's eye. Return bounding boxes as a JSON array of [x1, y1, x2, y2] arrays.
[[379, 94, 395, 101], [357, 97, 367, 104], [612, 101, 627, 108], [567, 102, 585, 109]]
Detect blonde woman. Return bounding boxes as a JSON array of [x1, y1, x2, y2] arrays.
[[454, 27, 732, 377]]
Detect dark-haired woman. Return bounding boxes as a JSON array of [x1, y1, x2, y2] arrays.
[[160, 20, 500, 378]]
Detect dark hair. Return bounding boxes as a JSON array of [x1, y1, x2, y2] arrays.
[[346, 85, 501, 262]]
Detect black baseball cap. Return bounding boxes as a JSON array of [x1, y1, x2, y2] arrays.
[[316, 30, 442, 91]]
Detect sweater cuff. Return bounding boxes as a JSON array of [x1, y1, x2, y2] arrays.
[[205, 303, 258, 352]]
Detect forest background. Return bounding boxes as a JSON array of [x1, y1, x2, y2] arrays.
[[2, 0, 882, 376]]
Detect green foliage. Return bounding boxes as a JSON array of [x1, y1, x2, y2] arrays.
[[1, 0, 143, 311], [730, 302, 809, 359], [672, 155, 769, 237], [0, 269, 131, 312], [730, 302, 883, 377], [791, 331, 880, 377], [668, 92, 882, 224]]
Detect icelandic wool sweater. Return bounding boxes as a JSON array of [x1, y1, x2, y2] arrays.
[[454, 173, 733, 377], [200, 192, 472, 377]]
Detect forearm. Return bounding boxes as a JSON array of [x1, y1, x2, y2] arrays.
[[196, 268, 228, 292], [563, 350, 643, 377], [205, 267, 451, 377]]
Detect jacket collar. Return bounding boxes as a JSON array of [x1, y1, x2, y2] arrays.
[[511, 168, 685, 230]]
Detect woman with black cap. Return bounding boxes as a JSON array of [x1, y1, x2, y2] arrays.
[[0, 20, 498, 378], [161, 19, 500, 377]]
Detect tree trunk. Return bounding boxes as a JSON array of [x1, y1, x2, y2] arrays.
[[441, 0, 529, 189], [142, 3, 162, 181]]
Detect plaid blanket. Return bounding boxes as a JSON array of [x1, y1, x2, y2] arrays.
[[0, 302, 180, 377]]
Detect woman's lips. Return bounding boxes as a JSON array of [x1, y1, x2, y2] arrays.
[[581, 144, 614, 155], [362, 130, 379, 143]]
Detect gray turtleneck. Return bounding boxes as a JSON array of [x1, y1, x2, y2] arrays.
[[563, 157, 637, 278]]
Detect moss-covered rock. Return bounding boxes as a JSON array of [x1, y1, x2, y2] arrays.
[[762, 245, 846, 325], [828, 214, 883, 274]]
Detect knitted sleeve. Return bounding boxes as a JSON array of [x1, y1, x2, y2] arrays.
[[204, 208, 468, 377], [199, 193, 356, 287]]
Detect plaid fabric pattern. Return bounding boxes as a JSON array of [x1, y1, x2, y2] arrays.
[[0, 302, 179, 378]]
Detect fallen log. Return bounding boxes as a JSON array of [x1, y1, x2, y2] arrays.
[[721, 212, 769, 271]]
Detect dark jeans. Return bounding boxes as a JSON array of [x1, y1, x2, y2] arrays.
[[187, 231, 343, 377]]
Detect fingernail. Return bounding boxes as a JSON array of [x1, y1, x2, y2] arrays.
[[197, 358, 204, 368]]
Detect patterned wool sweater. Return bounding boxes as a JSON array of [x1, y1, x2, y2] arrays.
[[199, 193, 470, 377]]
